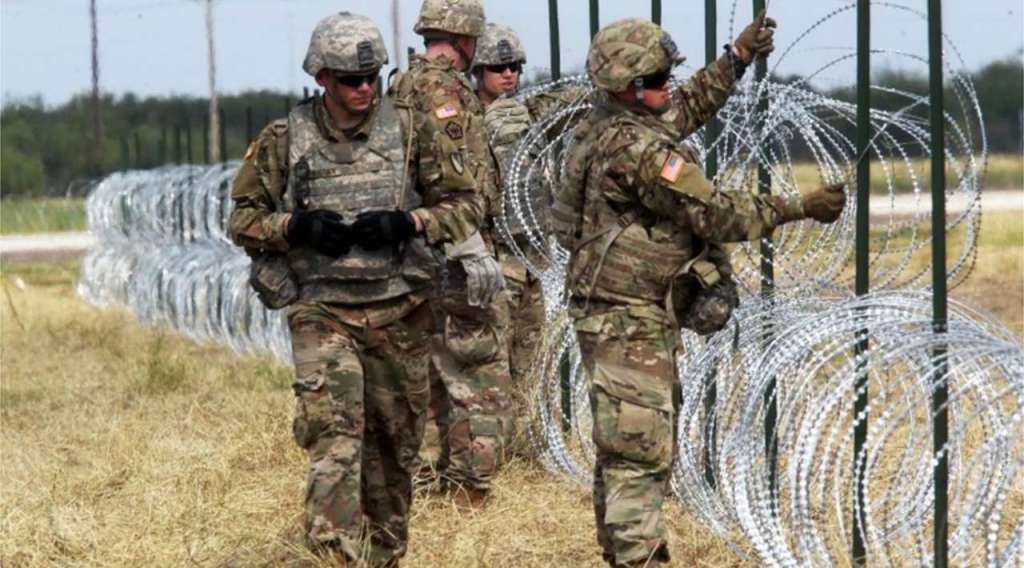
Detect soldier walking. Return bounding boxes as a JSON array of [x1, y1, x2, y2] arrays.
[[554, 15, 847, 567], [395, 0, 513, 510], [228, 11, 487, 566]]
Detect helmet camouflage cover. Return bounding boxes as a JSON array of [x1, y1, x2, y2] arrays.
[[587, 18, 684, 92], [414, 0, 486, 38], [473, 23, 527, 69], [303, 12, 388, 77]]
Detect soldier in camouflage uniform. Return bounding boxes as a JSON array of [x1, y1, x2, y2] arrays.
[[553, 16, 847, 567], [227, 12, 487, 566], [469, 23, 546, 457], [396, 0, 511, 509]]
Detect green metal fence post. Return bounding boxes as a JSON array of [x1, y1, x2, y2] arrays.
[[589, 0, 599, 39], [548, 0, 561, 80], [652, 0, 661, 25], [853, 0, 871, 564], [702, 0, 719, 490], [751, 0, 778, 496], [927, 0, 949, 565]]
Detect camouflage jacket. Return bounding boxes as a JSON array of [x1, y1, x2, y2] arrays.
[[229, 83, 486, 252], [558, 56, 802, 306], [392, 54, 493, 242]]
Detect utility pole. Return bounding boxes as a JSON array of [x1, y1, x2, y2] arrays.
[[90, 0, 104, 175], [206, 0, 221, 162], [391, 0, 402, 70]]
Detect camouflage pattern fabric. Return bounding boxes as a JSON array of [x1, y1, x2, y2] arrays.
[[229, 90, 484, 254], [282, 97, 436, 306], [558, 18, 808, 566], [495, 241, 545, 455], [413, 0, 486, 38], [550, 50, 741, 250], [574, 304, 680, 567], [288, 298, 434, 565], [586, 18, 684, 93], [302, 12, 388, 77], [473, 23, 526, 68], [428, 291, 513, 491], [396, 52, 511, 492], [392, 54, 491, 246], [558, 94, 803, 307]]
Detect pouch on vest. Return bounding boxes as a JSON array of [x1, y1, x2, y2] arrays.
[[249, 252, 299, 309], [673, 257, 739, 336]]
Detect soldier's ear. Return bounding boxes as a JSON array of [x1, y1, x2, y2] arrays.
[[314, 69, 332, 89]]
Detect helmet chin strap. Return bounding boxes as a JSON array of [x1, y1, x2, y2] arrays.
[[633, 77, 645, 103], [449, 37, 475, 71]]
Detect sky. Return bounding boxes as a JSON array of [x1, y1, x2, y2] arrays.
[[1, 0, 1022, 108]]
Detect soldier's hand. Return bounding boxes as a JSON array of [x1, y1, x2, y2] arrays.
[[733, 9, 777, 64], [801, 183, 847, 224], [446, 232, 506, 307], [462, 255, 505, 307], [351, 210, 418, 250], [287, 210, 353, 256]]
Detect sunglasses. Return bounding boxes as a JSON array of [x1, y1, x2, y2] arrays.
[[638, 68, 673, 90], [332, 71, 379, 88], [484, 63, 522, 75]]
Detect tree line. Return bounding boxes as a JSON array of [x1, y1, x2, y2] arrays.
[[2, 57, 1021, 198]]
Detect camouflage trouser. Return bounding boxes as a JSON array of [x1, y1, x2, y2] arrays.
[[288, 300, 433, 564], [427, 260, 514, 492], [496, 242, 546, 455], [574, 305, 680, 567]]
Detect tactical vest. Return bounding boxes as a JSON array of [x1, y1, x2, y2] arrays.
[[561, 108, 698, 305], [485, 98, 540, 237], [283, 98, 432, 304]]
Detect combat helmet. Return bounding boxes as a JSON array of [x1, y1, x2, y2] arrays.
[[303, 12, 388, 77], [413, 0, 486, 38], [473, 23, 526, 69], [586, 18, 684, 92]]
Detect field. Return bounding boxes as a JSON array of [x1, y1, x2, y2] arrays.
[[1, 212, 1021, 567], [0, 154, 1020, 236], [0, 198, 88, 235]]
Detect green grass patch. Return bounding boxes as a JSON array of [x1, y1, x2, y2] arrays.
[[727, 153, 1023, 195], [0, 197, 87, 235]]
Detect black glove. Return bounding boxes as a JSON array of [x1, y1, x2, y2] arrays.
[[286, 209, 352, 256], [351, 210, 417, 250]]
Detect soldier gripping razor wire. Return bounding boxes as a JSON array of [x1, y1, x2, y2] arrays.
[[554, 14, 847, 567]]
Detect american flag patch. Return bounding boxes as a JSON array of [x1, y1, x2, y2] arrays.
[[435, 104, 459, 119], [660, 152, 685, 182]]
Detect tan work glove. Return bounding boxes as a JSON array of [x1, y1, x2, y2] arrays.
[[801, 183, 847, 223], [445, 231, 506, 307], [733, 10, 778, 64]]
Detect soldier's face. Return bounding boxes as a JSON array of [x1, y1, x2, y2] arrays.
[[319, 70, 377, 115], [481, 64, 520, 98], [640, 84, 670, 112]]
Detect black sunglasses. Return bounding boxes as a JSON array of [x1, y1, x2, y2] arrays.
[[332, 71, 379, 88], [638, 68, 673, 90], [484, 62, 522, 74]]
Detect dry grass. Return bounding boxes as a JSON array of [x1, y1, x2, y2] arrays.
[[783, 153, 1023, 194], [0, 262, 748, 567], [1, 209, 1020, 567]]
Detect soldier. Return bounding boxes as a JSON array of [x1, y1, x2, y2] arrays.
[[227, 12, 485, 566], [394, 0, 510, 509], [468, 23, 545, 456], [554, 15, 847, 568]]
